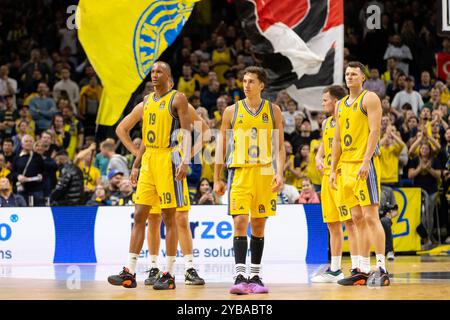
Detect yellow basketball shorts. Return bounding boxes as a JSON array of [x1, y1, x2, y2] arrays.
[[321, 172, 352, 223], [228, 164, 277, 218], [339, 157, 381, 209], [135, 148, 189, 210]]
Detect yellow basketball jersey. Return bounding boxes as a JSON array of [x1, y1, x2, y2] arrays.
[[142, 90, 179, 149], [337, 90, 380, 162], [227, 99, 274, 168], [322, 116, 335, 175]]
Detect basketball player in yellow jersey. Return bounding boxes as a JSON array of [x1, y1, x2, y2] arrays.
[[311, 85, 360, 283], [330, 61, 390, 286], [214, 66, 285, 295], [108, 61, 192, 290], [115, 80, 209, 287]]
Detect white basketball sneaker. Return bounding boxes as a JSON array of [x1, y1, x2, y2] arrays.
[[311, 268, 345, 283]]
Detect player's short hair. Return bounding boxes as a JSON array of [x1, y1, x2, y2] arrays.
[[346, 61, 368, 75], [154, 61, 172, 77], [323, 85, 347, 100], [244, 66, 268, 85]]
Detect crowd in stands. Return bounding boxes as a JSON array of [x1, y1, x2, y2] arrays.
[[0, 1, 448, 243]]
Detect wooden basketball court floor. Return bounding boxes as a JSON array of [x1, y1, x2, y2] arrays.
[[1, 256, 449, 300]]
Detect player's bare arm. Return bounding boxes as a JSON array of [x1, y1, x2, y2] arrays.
[[357, 91, 381, 181], [330, 101, 341, 189], [116, 100, 145, 157], [173, 92, 192, 180], [271, 103, 285, 193], [189, 104, 211, 159], [315, 118, 328, 174], [214, 104, 234, 196], [130, 138, 146, 186]]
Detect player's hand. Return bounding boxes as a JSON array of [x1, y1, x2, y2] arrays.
[[315, 157, 324, 175], [175, 163, 188, 181], [356, 160, 370, 181], [329, 171, 337, 190], [271, 173, 284, 193], [214, 180, 226, 196], [130, 167, 139, 186]]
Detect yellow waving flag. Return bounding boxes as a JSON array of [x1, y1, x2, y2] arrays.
[[77, 0, 199, 126]]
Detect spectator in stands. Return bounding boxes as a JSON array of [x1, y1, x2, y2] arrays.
[[53, 67, 80, 109], [282, 100, 304, 137], [224, 70, 243, 102], [200, 79, 221, 113], [40, 130, 59, 157], [12, 120, 30, 154], [193, 178, 218, 205], [61, 104, 84, 159], [0, 65, 18, 108], [380, 123, 406, 186], [118, 178, 135, 206], [95, 139, 113, 181], [12, 135, 44, 206], [290, 119, 319, 156], [15, 104, 35, 138], [0, 95, 18, 139], [50, 114, 70, 151], [383, 34, 413, 75], [106, 169, 123, 205], [33, 139, 57, 204], [79, 76, 102, 136], [391, 76, 424, 116], [379, 185, 398, 261], [211, 36, 232, 85], [28, 82, 58, 134], [381, 57, 397, 85], [177, 65, 199, 99], [20, 49, 50, 90], [408, 142, 442, 243], [292, 144, 310, 191], [415, 71, 433, 102], [212, 95, 228, 128], [0, 177, 27, 207], [277, 176, 300, 204], [298, 178, 320, 204], [194, 61, 211, 88], [439, 75, 450, 105], [0, 154, 11, 180], [50, 150, 85, 206], [386, 72, 405, 102], [364, 68, 386, 98], [1, 138, 15, 169], [104, 141, 129, 178], [74, 143, 101, 196], [423, 87, 442, 111], [79, 65, 97, 88], [86, 184, 109, 206]]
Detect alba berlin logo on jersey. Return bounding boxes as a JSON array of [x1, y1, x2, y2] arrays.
[[262, 113, 268, 123]]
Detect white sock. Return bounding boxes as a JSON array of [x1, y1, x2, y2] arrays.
[[150, 255, 158, 269], [351, 255, 359, 270], [360, 256, 371, 274], [184, 254, 194, 271], [166, 256, 176, 275], [234, 263, 246, 278], [249, 263, 261, 278], [376, 254, 386, 271], [330, 256, 341, 272], [127, 253, 139, 274]]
